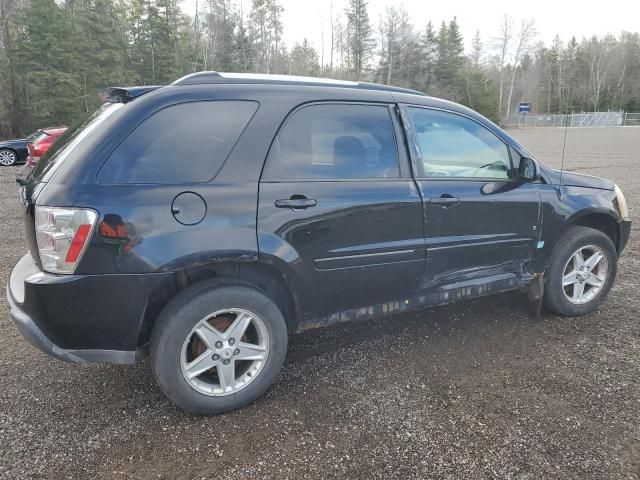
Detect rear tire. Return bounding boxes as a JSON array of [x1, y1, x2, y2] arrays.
[[151, 280, 288, 414], [544, 226, 617, 316]]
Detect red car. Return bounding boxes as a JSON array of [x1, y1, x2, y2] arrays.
[[16, 126, 67, 184]]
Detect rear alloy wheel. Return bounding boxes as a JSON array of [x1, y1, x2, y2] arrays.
[[151, 281, 288, 414], [0, 149, 17, 166], [180, 308, 270, 396], [544, 226, 617, 316]]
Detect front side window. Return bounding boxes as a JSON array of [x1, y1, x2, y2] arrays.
[[99, 101, 258, 184], [263, 103, 400, 180], [406, 107, 511, 179]]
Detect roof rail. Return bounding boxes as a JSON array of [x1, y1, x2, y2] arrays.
[[171, 72, 425, 96]]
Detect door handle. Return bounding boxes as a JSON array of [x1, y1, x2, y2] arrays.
[[275, 196, 317, 209], [429, 195, 460, 208]]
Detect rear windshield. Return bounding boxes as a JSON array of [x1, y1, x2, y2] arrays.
[[25, 131, 42, 142], [31, 103, 124, 182]]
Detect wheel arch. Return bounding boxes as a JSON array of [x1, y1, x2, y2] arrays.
[[137, 259, 302, 347], [566, 210, 621, 254]]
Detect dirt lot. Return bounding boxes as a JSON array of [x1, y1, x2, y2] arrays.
[[0, 127, 639, 479]]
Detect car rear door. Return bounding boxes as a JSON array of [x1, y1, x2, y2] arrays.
[[401, 105, 541, 288], [257, 102, 425, 318]]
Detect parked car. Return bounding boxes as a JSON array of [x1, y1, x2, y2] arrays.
[[15, 127, 67, 184], [7, 73, 631, 414], [0, 130, 42, 166]]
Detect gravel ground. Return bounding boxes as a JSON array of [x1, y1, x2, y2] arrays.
[[0, 127, 639, 479]]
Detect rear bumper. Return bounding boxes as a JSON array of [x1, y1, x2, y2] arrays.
[[7, 253, 173, 364], [7, 285, 138, 363]]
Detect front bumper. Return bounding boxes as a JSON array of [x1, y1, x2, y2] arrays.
[[619, 217, 632, 254], [7, 253, 173, 364]]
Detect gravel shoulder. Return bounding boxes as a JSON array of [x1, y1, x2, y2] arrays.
[[0, 127, 639, 479]]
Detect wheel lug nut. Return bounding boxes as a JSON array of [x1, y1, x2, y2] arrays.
[[212, 354, 220, 361], [234, 349, 240, 355], [223, 359, 230, 365], [215, 341, 223, 348], [228, 338, 235, 346]]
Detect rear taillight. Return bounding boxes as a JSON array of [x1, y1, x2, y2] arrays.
[[32, 137, 53, 157], [34, 206, 97, 274]]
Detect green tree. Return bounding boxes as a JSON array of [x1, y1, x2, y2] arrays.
[[206, 0, 237, 71], [16, 0, 80, 128], [434, 18, 464, 101], [345, 0, 373, 78], [289, 39, 319, 76], [249, 0, 283, 73]]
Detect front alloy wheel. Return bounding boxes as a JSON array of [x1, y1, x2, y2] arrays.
[[562, 245, 608, 304], [0, 149, 17, 166], [544, 226, 617, 316]]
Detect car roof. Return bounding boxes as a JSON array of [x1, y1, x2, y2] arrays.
[[103, 73, 505, 146], [105, 72, 479, 118]]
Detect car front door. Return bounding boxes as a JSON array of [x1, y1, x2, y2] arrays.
[[257, 102, 425, 319], [401, 105, 541, 288]]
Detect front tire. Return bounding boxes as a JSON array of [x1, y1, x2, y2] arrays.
[[151, 280, 288, 414], [0, 148, 17, 166], [544, 226, 617, 316]]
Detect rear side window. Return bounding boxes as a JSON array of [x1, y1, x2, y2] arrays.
[[263, 103, 400, 180], [98, 101, 258, 184]]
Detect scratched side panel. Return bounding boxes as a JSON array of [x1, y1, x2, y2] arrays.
[[417, 180, 542, 288], [258, 180, 426, 319]]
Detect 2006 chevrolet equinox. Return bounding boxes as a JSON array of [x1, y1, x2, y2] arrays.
[[7, 72, 631, 414]]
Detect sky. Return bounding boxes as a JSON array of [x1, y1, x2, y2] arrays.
[[182, 0, 640, 56]]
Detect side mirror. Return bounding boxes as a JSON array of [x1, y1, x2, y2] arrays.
[[517, 156, 538, 182]]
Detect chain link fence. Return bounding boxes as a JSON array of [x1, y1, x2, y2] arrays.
[[505, 111, 640, 128]]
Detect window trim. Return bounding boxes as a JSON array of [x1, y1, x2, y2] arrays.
[[96, 99, 260, 185], [260, 101, 409, 183], [399, 104, 517, 182]]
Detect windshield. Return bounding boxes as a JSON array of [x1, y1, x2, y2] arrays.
[[31, 103, 124, 182]]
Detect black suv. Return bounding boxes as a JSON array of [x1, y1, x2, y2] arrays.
[[7, 73, 631, 414]]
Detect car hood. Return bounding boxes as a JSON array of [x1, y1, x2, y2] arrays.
[[540, 164, 615, 190]]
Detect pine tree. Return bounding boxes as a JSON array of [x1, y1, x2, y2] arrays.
[[289, 39, 320, 76], [419, 21, 437, 92], [434, 18, 464, 101], [17, 0, 80, 127], [345, 0, 373, 78], [249, 0, 283, 73]]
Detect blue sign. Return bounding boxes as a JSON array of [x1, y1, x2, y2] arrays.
[[519, 102, 532, 113]]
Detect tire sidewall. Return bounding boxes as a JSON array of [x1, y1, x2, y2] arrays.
[[545, 226, 618, 316], [151, 281, 288, 414]]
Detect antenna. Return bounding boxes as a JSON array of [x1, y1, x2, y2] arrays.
[[558, 81, 573, 194], [559, 113, 569, 188]]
